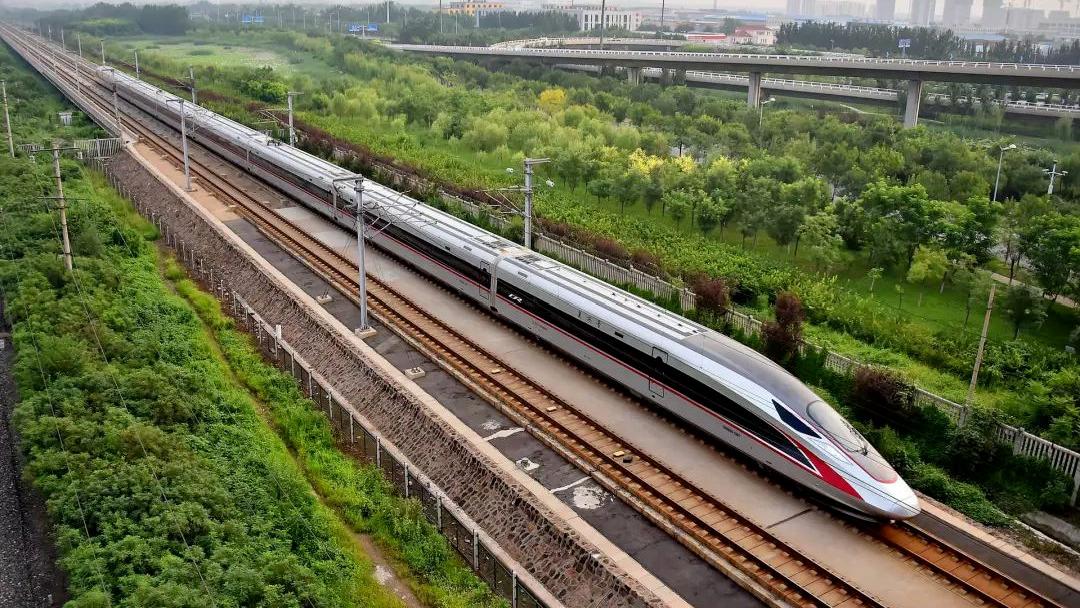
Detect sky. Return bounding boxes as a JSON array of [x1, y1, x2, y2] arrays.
[[2, 0, 1075, 19]]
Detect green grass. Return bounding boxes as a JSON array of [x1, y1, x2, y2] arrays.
[[167, 262, 504, 608]]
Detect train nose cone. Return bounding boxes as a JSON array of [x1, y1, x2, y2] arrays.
[[885, 480, 921, 520]]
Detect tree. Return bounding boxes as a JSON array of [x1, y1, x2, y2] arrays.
[[952, 266, 992, 332], [1018, 213, 1080, 299], [587, 174, 613, 204], [696, 193, 731, 235], [798, 209, 844, 273], [663, 189, 696, 227], [538, 87, 567, 113], [1001, 285, 1048, 339], [906, 246, 949, 307], [867, 267, 883, 295]]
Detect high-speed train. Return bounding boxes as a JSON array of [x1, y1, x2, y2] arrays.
[[98, 63, 920, 520]]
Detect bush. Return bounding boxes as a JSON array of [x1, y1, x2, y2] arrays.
[[762, 292, 804, 366], [850, 367, 916, 428]]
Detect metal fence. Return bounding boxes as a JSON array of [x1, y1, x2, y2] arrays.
[[116, 179, 556, 608]]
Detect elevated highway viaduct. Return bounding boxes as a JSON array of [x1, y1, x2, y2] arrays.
[[390, 43, 1080, 127]]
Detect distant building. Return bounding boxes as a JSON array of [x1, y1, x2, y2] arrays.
[[941, 0, 972, 25], [686, 32, 729, 43], [1006, 7, 1046, 30], [874, 0, 896, 22], [910, 0, 936, 25], [542, 2, 643, 31], [445, 1, 504, 16], [818, 0, 869, 18], [731, 25, 777, 45], [786, 0, 803, 17], [801, 0, 818, 16], [981, 0, 1005, 28]]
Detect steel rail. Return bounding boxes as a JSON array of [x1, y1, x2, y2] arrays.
[[8, 25, 1069, 608]]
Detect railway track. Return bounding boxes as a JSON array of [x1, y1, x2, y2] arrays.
[[5, 25, 1068, 608]]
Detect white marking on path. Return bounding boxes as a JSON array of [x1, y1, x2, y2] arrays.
[[483, 427, 524, 441], [571, 484, 610, 510], [550, 476, 591, 494]]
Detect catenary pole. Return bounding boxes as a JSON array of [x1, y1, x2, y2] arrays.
[[51, 146, 73, 271], [966, 283, 997, 405]]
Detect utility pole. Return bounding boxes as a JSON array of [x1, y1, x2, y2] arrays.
[[100, 40, 106, 66], [166, 99, 192, 191], [387, 0, 391, 24], [60, 27, 65, 50], [992, 143, 1016, 202], [660, 0, 666, 32], [75, 34, 83, 94], [188, 66, 197, 104], [522, 157, 550, 250], [50, 146, 74, 271], [966, 283, 996, 405], [1, 81, 13, 158], [134, 49, 140, 79], [1045, 161, 1068, 195], [439, 0, 444, 33], [286, 91, 302, 146]]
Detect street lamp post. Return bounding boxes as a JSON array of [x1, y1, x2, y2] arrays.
[[166, 98, 192, 191], [758, 96, 776, 126], [992, 143, 1016, 202], [599, 0, 607, 50]]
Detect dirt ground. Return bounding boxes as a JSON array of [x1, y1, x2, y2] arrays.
[[0, 318, 68, 608]]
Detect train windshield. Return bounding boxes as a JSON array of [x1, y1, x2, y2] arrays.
[[806, 401, 898, 483]]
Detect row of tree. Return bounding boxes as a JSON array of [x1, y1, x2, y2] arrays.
[[777, 21, 1080, 65]]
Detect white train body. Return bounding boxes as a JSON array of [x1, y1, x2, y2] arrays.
[[100, 67, 920, 520]]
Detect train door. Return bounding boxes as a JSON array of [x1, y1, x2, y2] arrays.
[[649, 347, 668, 397], [479, 261, 491, 306]]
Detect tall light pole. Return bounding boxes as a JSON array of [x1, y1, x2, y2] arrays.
[[660, 0, 666, 32], [992, 143, 1016, 202], [1045, 161, 1068, 195], [134, 49, 140, 79], [100, 40, 106, 66], [166, 98, 192, 191], [1, 81, 13, 158], [286, 91, 302, 146], [758, 96, 776, 126], [188, 66, 197, 104]]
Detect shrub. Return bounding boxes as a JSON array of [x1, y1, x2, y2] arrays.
[[850, 366, 915, 428], [762, 292, 805, 366], [691, 275, 730, 318]]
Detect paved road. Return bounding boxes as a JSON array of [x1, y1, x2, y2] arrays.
[[990, 272, 1077, 309]]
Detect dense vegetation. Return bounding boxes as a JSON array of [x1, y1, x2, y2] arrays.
[[13, 3, 189, 37], [108, 29, 1080, 452], [0, 40, 500, 607]]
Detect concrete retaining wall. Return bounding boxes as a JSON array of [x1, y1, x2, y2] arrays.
[[103, 148, 663, 608]]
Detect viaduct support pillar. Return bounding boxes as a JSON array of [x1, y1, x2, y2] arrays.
[[626, 66, 642, 85], [747, 71, 763, 108], [674, 68, 686, 85], [904, 79, 923, 128]]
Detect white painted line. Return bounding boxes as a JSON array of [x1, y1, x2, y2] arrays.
[[482, 427, 524, 441], [550, 476, 591, 494]]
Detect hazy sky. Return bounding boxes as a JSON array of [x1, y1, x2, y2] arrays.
[[2, 0, 1075, 19]]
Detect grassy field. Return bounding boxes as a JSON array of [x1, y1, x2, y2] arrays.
[[113, 34, 340, 79]]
